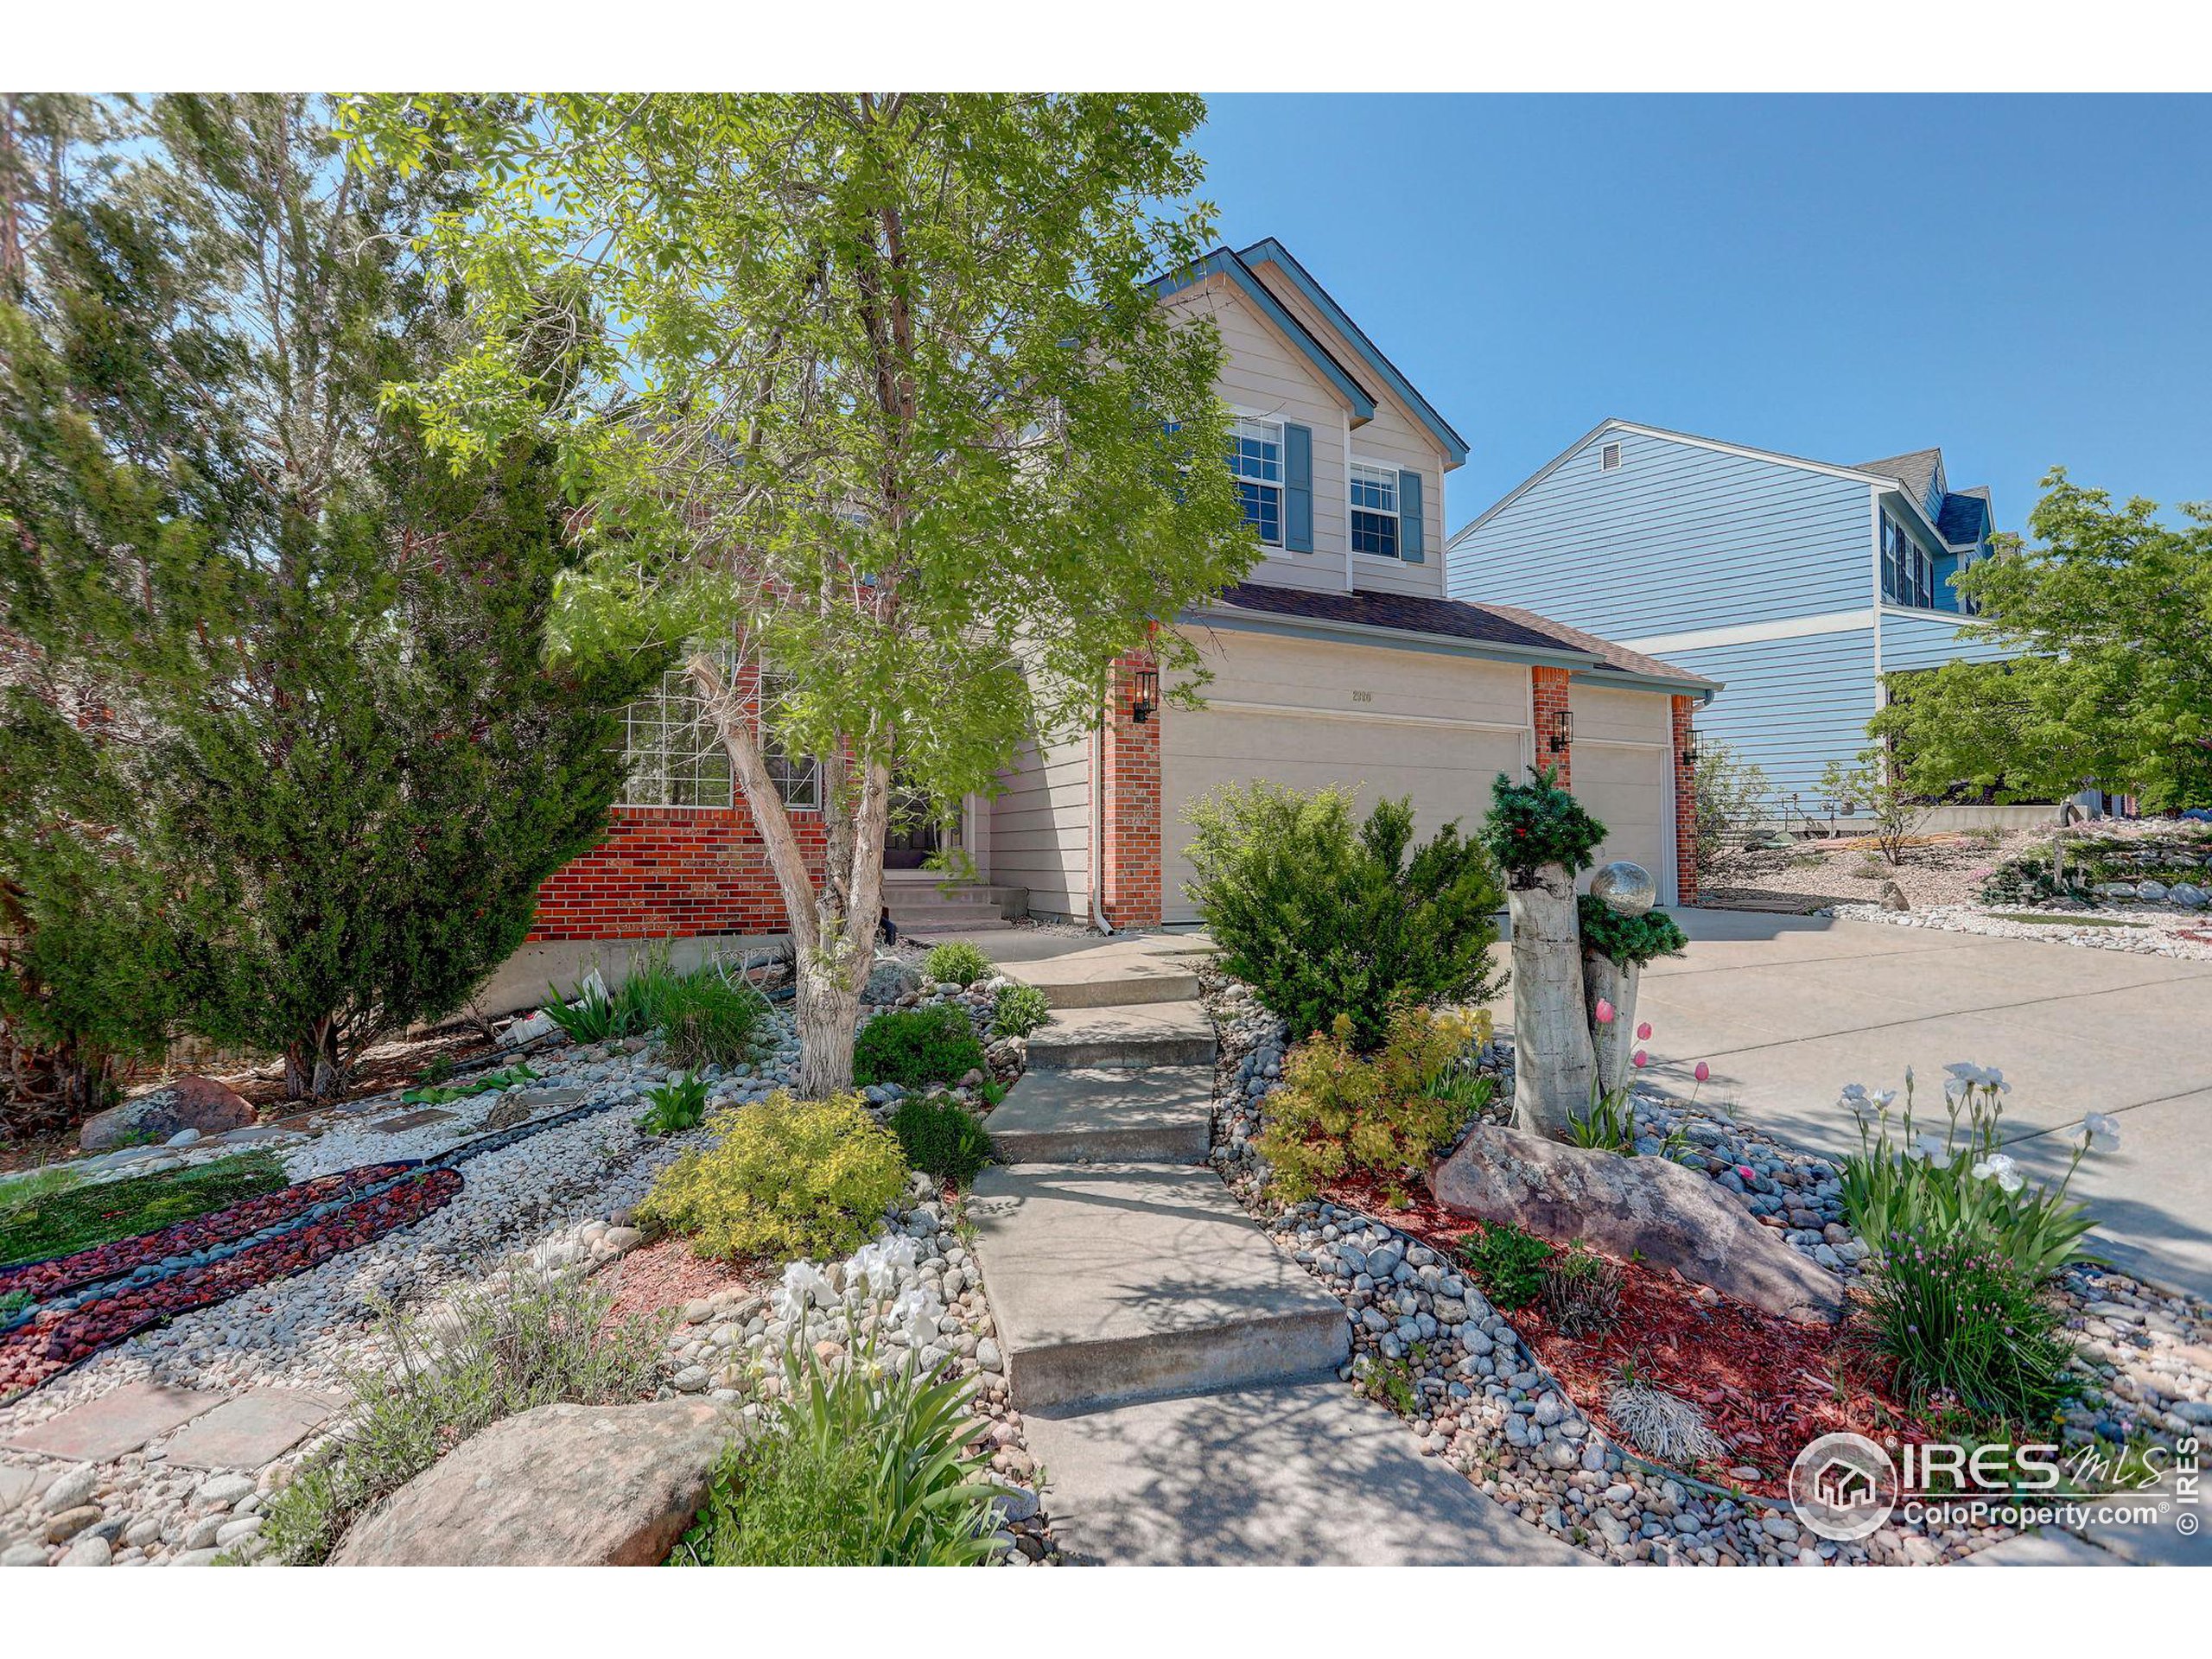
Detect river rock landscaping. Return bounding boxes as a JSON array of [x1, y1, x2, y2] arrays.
[[0, 948, 1049, 1567], [1201, 965, 2212, 1567]]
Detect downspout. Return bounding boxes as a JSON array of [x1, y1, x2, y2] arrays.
[[1090, 717, 1114, 936]]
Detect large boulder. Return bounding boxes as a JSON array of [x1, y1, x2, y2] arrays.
[[863, 951, 923, 1006], [79, 1076, 253, 1151], [1432, 1126, 1843, 1325], [332, 1400, 741, 1567]]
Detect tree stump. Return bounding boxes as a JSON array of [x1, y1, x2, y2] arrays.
[[1508, 862, 1595, 1137], [1582, 950, 1639, 1101]]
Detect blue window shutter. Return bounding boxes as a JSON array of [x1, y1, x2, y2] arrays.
[[1398, 468, 1424, 563], [1284, 423, 1313, 552]]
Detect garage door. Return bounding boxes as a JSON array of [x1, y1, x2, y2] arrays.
[[1570, 740, 1673, 905], [1160, 630, 1532, 925]]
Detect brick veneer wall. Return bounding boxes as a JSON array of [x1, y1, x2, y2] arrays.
[[1531, 664, 1574, 788], [1671, 695, 1700, 907], [525, 658, 827, 944], [1100, 649, 1163, 928]]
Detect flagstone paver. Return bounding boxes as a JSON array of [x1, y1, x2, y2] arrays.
[[4, 1381, 221, 1462], [159, 1389, 343, 1470]]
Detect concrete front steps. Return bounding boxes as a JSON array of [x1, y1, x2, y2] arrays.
[[982, 1065, 1213, 1165], [885, 881, 1027, 937], [999, 944, 1203, 1009], [967, 1163, 1350, 1412], [1020, 1000, 1217, 1070]]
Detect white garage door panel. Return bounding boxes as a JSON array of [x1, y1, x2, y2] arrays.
[[1571, 741, 1670, 903], [1164, 709, 1525, 924]]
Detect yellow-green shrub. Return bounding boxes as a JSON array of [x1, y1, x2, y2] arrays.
[[1255, 1006, 1490, 1205], [637, 1091, 908, 1262]]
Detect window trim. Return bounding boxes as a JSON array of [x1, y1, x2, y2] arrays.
[[619, 654, 823, 813], [1229, 413, 1286, 549], [1348, 456, 1402, 561]]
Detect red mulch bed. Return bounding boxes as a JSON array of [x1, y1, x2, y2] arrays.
[[601, 1236, 767, 1328], [1325, 1174, 1936, 1499]]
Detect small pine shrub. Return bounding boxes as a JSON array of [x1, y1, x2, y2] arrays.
[[890, 1095, 992, 1186], [1458, 1221, 1554, 1312], [1255, 1006, 1487, 1204], [636, 1092, 908, 1262], [921, 941, 992, 988], [853, 1004, 986, 1090], [637, 1072, 711, 1135], [990, 983, 1051, 1039], [1576, 897, 1689, 967], [1182, 783, 1503, 1053]]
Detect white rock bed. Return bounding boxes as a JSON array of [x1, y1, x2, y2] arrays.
[[1201, 973, 2212, 1567], [1834, 900, 2212, 961], [1, 971, 1045, 1567]]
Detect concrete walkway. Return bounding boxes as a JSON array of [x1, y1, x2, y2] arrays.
[[975, 935, 1580, 1566], [1548, 910, 2212, 1299]]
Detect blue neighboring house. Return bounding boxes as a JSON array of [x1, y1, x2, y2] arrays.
[[1446, 420, 2016, 823]]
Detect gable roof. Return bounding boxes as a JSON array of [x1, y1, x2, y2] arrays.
[[1152, 246, 1376, 423], [1858, 448, 1944, 507], [1196, 581, 1717, 695], [1234, 238, 1469, 467], [1936, 486, 1993, 546]]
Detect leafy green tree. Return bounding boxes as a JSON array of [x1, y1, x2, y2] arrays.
[[360, 93, 1256, 1095], [1872, 469, 2212, 813], [1690, 740, 1770, 870], [0, 95, 652, 1104]]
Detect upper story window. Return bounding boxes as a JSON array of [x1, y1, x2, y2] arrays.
[[1228, 416, 1284, 546], [1881, 512, 1935, 609], [621, 658, 819, 810], [1349, 461, 1401, 558]]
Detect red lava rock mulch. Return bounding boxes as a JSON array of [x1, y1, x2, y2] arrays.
[[1323, 1176, 1936, 1499], [602, 1236, 766, 1329], [2, 1166, 464, 1402]]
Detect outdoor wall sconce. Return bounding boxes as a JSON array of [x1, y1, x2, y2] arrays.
[[1547, 708, 1573, 753], [1130, 666, 1160, 724], [1680, 735, 1700, 766]]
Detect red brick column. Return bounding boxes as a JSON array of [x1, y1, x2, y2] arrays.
[[1671, 695, 1700, 908], [1100, 650, 1163, 928], [1532, 665, 1574, 789]]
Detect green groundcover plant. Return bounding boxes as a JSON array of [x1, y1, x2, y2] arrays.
[[1457, 1221, 1554, 1312], [853, 1005, 987, 1091], [673, 1339, 1006, 1567], [1, 1152, 287, 1267]]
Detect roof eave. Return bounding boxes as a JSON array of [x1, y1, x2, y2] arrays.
[[1153, 249, 1376, 423]]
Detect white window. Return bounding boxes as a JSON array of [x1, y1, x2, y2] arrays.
[[620, 658, 819, 810], [1228, 416, 1283, 546], [1601, 442, 1623, 470], [1349, 461, 1400, 558], [621, 667, 734, 809]]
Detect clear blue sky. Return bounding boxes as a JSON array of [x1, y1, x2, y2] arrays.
[[1195, 94, 2212, 538]]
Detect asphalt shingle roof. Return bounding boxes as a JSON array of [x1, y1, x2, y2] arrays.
[[1936, 486, 1993, 545], [1857, 448, 1944, 505], [1206, 582, 1713, 690]]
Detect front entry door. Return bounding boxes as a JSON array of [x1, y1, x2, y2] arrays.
[[883, 779, 949, 870]]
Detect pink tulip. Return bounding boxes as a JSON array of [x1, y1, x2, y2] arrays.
[[1738, 1165, 1756, 1181], [1631, 1050, 1649, 1067], [1637, 1021, 1653, 1041], [1694, 1061, 1711, 1083], [1593, 998, 1615, 1025]]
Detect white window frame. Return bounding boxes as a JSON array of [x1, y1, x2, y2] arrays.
[[1348, 458, 1402, 560], [620, 654, 821, 811], [1229, 414, 1285, 548], [757, 671, 823, 810]]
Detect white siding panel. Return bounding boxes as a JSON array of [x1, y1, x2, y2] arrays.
[[989, 734, 1091, 921]]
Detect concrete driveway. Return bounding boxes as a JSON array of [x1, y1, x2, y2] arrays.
[[1585, 912, 2212, 1298]]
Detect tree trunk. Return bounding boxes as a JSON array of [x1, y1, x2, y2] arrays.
[[794, 950, 865, 1099], [1509, 862, 1595, 1139], [1583, 950, 1640, 1102], [284, 1018, 345, 1101]]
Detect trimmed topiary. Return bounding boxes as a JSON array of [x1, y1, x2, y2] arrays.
[[1480, 766, 1607, 883]]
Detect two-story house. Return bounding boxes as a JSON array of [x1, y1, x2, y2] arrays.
[[493, 250, 1715, 1006], [1446, 420, 2014, 828]]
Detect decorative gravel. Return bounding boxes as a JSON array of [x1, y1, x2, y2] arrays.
[[1832, 900, 2212, 961]]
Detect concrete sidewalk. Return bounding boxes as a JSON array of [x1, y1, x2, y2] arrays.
[[1529, 911, 2212, 1298]]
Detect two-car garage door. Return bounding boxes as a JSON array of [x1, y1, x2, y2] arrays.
[[1160, 629, 1532, 925]]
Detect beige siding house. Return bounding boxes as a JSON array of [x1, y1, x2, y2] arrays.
[[905, 239, 1719, 938]]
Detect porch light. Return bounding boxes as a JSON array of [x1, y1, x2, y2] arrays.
[[1681, 735, 1700, 767], [1547, 708, 1573, 753], [1130, 666, 1160, 724]]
